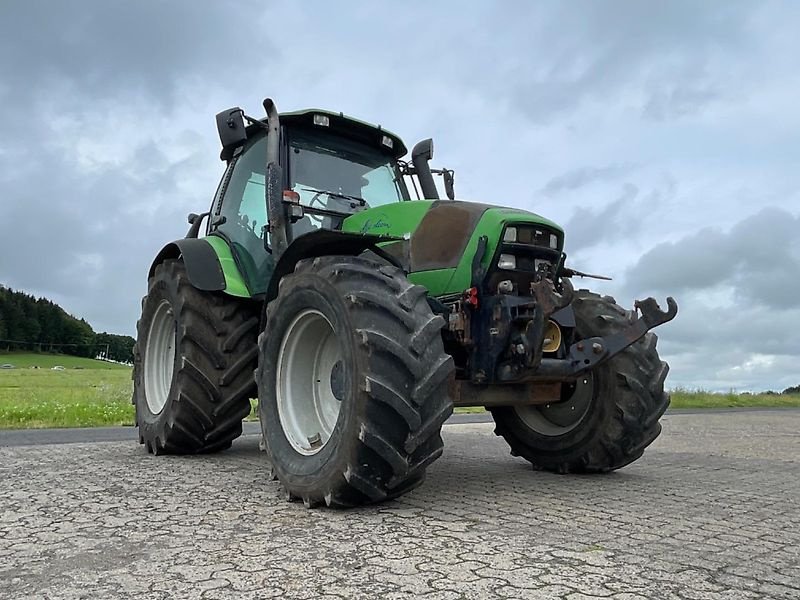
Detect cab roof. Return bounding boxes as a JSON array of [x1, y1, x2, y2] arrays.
[[248, 108, 407, 158]]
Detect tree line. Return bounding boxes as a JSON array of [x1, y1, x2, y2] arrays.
[[0, 286, 135, 363]]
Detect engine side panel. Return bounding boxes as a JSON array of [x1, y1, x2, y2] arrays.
[[345, 201, 563, 297]]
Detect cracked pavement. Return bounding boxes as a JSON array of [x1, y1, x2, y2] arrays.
[[1, 411, 799, 599]]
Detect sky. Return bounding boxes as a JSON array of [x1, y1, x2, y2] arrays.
[[1, 1, 798, 392]]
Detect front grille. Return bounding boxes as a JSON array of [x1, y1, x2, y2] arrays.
[[487, 224, 563, 294], [515, 255, 555, 274], [513, 225, 559, 249]]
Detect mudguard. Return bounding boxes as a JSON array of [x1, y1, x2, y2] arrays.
[[148, 238, 226, 291], [265, 229, 402, 302]]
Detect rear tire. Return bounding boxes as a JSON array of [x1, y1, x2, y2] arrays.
[[490, 290, 670, 473], [256, 255, 454, 508], [132, 259, 259, 454]]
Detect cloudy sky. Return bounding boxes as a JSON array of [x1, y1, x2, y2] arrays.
[[1, 1, 798, 392]]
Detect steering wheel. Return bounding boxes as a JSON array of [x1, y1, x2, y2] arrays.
[[307, 192, 326, 223]]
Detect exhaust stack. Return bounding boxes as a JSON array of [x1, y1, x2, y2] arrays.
[[411, 138, 440, 200]]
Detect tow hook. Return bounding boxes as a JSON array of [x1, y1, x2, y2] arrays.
[[566, 296, 678, 373]]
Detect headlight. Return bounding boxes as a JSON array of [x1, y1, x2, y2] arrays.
[[503, 227, 517, 243], [498, 254, 517, 270]]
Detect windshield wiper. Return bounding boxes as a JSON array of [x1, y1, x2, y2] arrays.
[[301, 188, 366, 206]]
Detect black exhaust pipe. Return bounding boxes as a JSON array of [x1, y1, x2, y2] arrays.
[[263, 98, 288, 256], [411, 138, 439, 200]]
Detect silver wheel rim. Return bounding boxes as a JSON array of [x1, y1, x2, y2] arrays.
[[515, 375, 594, 436], [276, 309, 343, 455], [144, 300, 177, 415]]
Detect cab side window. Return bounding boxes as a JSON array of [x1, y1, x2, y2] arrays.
[[214, 134, 273, 294]]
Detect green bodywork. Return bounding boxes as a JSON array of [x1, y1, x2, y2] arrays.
[[343, 200, 435, 237], [440, 206, 563, 296], [202, 200, 564, 299], [203, 235, 251, 298], [343, 202, 564, 297]]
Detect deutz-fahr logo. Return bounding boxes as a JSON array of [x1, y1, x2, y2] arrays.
[[359, 214, 391, 234]]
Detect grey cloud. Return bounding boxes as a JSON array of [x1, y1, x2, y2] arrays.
[[643, 81, 721, 122], [0, 0, 269, 335], [501, 1, 755, 123], [562, 183, 639, 253], [658, 346, 799, 393], [624, 208, 800, 309], [617, 207, 800, 392], [0, 1, 269, 108], [650, 297, 800, 392], [657, 299, 800, 359], [552, 173, 676, 262], [0, 140, 198, 331], [541, 165, 633, 196]]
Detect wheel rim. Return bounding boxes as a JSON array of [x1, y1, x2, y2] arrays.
[[515, 375, 594, 436], [144, 300, 177, 415], [276, 309, 343, 455]]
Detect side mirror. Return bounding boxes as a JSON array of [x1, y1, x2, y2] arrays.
[[442, 169, 455, 200], [215, 107, 247, 155]]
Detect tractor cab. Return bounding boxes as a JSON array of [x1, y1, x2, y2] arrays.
[[279, 109, 413, 224], [206, 106, 447, 294]]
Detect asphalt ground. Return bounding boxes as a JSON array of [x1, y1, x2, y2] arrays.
[[0, 413, 492, 447], [1, 410, 798, 599], [0, 408, 794, 447]]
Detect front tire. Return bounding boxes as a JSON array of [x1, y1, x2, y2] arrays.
[[132, 259, 259, 454], [490, 290, 670, 473], [256, 255, 454, 508]]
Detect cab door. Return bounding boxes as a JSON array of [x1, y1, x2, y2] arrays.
[[210, 133, 274, 295]]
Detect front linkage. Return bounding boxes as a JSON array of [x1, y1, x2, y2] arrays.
[[450, 274, 678, 387]]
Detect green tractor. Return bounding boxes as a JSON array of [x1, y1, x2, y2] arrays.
[[133, 98, 677, 508]]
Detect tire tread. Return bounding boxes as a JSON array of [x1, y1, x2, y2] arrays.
[[491, 289, 670, 473], [259, 255, 453, 507], [132, 259, 258, 455]]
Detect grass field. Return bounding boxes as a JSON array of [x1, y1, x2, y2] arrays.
[[670, 389, 800, 409], [0, 352, 129, 370], [0, 367, 133, 428], [1, 352, 798, 429]]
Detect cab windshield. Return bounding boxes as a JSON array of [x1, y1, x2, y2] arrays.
[[288, 129, 409, 217]]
